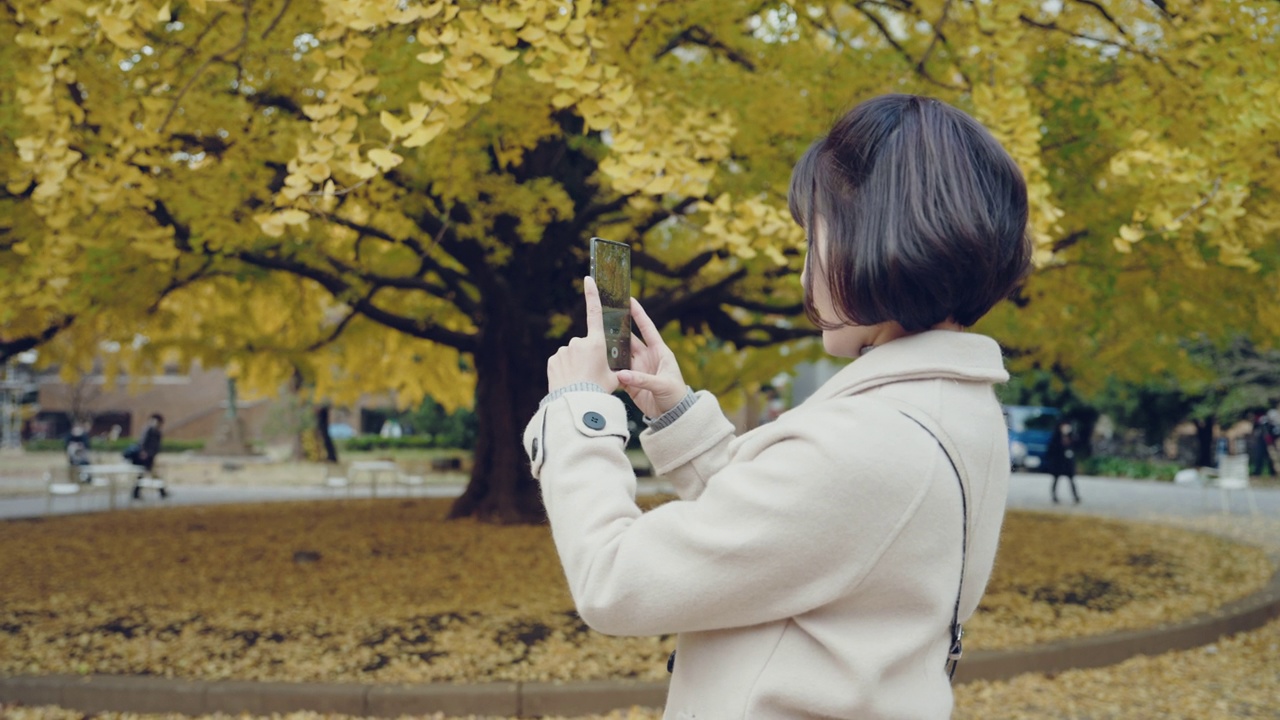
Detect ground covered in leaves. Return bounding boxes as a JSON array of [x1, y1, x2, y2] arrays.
[[5, 610, 1280, 718], [0, 498, 1272, 688]]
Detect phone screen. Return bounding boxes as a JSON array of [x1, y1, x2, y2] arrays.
[[590, 237, 631, 370]]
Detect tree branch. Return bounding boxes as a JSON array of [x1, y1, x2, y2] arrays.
[[637, 197, 699, 239], [654, 25, 757, 71], [159, 8, 249, 133], [1018, 14, 1169, 67], [804, 6, 965, 91], [632, 247, 722, 279], [322, 213, 479, 315], [1068, 0, 1129, 37], [304, 302, 363, 352], [0, 315, 76, 364], [234, 249, 479, 353], [1051, 229, 1088, 254], [260, 0, 294, 40]]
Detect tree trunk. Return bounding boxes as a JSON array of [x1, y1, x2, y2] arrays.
[[1194, 417, 1215, 468], [315, 405, 338, 463], [448, 299, 550, 524]]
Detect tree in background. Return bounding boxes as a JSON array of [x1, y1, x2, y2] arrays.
[[4, 1, 1280, 520]]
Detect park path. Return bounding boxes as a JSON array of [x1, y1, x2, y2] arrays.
[[1, 470, 1277, 521]]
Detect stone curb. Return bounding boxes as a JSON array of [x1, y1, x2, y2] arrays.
[[3, 567, 1278, 717]]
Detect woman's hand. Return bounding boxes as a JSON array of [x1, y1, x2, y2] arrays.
[[617, 296, 688, 419], [546, 276, 622, 394]]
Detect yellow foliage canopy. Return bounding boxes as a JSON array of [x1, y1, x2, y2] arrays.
[[3, 0, 1280, 516]]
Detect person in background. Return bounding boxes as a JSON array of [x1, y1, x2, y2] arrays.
[[1248, 411, 1276, 478], [1045, 421, 1080, 504], [131, 414, 167, 499], [66, 423, 92, 472]]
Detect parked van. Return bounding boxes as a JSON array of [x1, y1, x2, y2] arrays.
[[1003, 405, 1061, 470]]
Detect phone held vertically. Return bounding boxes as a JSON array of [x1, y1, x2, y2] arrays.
[[589, 237, 631, 371]]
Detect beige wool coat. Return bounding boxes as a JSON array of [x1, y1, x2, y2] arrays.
[[522, 330, 1012, 719]]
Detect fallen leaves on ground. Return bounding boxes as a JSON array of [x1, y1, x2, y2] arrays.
[[952, 613, 1280, 719], [966, 512, 1273, 649], [2, 504, 1280, 717], [5, 606, 1280, 719], [0, 500, 1272, 688]]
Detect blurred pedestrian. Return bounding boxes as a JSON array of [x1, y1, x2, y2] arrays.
[[1248, 412, 1276, 477], [129, 414, 168, 499], [66, 422, 91, 468], [1046, 421, 1080, 504]]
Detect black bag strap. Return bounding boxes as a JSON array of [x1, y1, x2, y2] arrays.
[[872, 397, 971, 681]]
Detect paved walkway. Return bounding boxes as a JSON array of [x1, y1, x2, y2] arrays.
[[3, 471, 1277, 521]]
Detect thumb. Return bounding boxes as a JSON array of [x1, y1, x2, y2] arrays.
[[619, 369, 680, 397], [616, 369, 651, 388]]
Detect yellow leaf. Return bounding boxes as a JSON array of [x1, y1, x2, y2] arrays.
[[417, 50, 446, 64], [351, 76, 379, 93], [488, 46, 520, 65], [278, 209, 310, 225], [380, 111, 411, 138], [157, 2, 171, 21], [304, 162, 331, 184], [302, 103, 341, 120], [402, 122, 445, 148], [348, 161, 379, 179], [547, 14, 571, 33], [551, 93, 575, 109], [1119, 224, 1145, 242], [642, 174, 674, 195], [420, 2, 444, 20], [518, 26, 546, 44], [367, 148, 404, 171]]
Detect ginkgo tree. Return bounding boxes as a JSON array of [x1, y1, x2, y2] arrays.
[[4, 0, 1279, 521]]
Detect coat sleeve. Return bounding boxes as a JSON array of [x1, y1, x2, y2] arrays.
[[525, 395, 941, 637], [638, 391, 737, 501]]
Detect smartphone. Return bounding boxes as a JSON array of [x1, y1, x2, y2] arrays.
[[589, 237, 631, 370]]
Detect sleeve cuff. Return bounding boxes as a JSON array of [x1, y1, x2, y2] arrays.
[[540, 382, 608, 408], [643, 387, 698, 431]]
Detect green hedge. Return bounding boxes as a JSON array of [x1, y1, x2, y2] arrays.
[[1079, 455, 1180, 482], [338, 435, 449, 451], [23, 438, 206, 453]]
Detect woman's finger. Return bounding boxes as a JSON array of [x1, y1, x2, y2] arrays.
[[630, 297, 666, 350], [631, 333, 650, 355], [583, 276, 605, 341]]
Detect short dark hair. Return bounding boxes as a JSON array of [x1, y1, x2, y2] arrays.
[[788, 94, 1032, 332], [150, 413, 165, 424]]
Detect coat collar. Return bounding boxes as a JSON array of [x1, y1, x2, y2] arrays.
[[801, 330, 1010, 406]]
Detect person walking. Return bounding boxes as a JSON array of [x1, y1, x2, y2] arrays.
[[130, 414, 167, 499], [1248, 412, 1276, 477], [525, 95, 1031, 718], [1045, 421, 1081, 504]]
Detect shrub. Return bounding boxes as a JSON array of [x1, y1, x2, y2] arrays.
[[339, 435, 440, 452], [24, 438, 205, 453], [1079, 455, 1180, 482]]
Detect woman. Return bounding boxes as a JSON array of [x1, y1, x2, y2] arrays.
[[524, 95, 1030, 719]]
